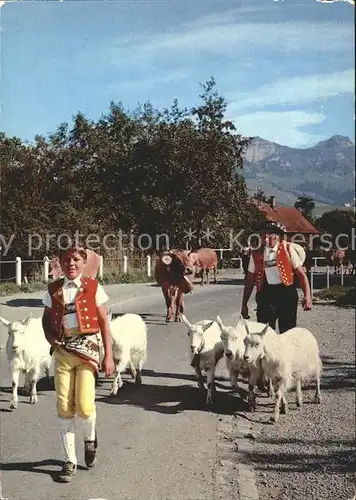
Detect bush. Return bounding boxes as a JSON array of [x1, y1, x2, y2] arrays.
[[0, 272, 153, 297], [99, 270, 154, 285], [0, 281, 46, 297], [314, 285, 355, 307]]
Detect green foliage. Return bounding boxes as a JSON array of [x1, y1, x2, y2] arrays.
[[314, 285, 355, 307], [1, 78, 254, 260], [294, 196, 315, 222], [253, 188, 270, 203], [0, 281, 47, 297], [314, 209, 355, 245], [99, 270, 153, 285]]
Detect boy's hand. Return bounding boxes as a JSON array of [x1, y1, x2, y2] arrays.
[[101, 356, 115, 377]]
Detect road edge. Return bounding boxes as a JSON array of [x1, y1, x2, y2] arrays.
[[214, 413, 259, 500]]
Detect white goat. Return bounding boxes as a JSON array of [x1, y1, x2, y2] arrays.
[[107, 313, 148, 396], [243, 322, 322, 423], [0, 313, 52, 409], [216, 315, 275, 405], [216, 315, 247, 391], [181, 314, 224, 405]]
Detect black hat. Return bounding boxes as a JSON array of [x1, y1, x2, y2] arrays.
[[259, 220, 287, 234]]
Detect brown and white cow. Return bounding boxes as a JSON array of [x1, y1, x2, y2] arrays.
[[154, 250, 193, 323], [187, 248, 218, 285], [50, 248, 101, 279]]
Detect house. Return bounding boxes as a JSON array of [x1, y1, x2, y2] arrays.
[[251, 196, 320, 237]]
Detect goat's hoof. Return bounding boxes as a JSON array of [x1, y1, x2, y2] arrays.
[[270, 415, 278, 423], [205, 396, 213, 405], [110, 387, 118, 396], [280, 405, 287, 415], [10, 400, 18, 409], [30, 395, 38, 404], [314, 394, 321, 404], [135, 376, 142, 385]]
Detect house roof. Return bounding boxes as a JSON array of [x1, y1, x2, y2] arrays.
[[251, 198, 320, 234]]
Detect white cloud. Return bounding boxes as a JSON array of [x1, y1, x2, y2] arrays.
[[107, 69, 192, 94], [228, 69, 355, 111], [230, 110, 326, 147], [317, 0, 354, 5], [108, 19, 353, 69]]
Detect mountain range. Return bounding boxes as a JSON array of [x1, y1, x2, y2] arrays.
[[241, 135, 355, 211]]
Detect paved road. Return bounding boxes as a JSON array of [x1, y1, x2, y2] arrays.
[[0, 277, 247, 500], [1, 276, 354, 500]]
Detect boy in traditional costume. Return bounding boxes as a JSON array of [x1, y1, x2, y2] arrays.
[[42, 245, 114, 483]]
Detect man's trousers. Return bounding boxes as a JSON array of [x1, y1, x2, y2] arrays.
[[256, 282, 298, 334]]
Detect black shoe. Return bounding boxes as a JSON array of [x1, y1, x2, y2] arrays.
[[84, 432, 98, 468], [58, 461, 77, 483]]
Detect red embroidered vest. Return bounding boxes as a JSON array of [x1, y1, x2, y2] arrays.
[[252, 242, 294, 291], [48, 277, 99, 339]]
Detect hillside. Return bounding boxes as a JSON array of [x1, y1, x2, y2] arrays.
[[241, 135, 355, 208]]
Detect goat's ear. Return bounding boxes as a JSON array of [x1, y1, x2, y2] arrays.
[[202, 321, 214, 332], [242, 318, 250, 335], [0, 317, 10, 327], [216, 315, 224, 331], [181, 315, 191, 328], [21, 313, 32, 327], [235, 315, 244, 329], [260, 324, 269, 337]]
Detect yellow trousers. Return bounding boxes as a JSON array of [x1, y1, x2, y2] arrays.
[[54, 347, 96, 419]]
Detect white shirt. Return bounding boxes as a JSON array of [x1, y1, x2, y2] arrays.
[[42, 274, 109, 329], [248, 241, 303, 285]]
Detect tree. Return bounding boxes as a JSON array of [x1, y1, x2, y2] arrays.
[[315, 209, 355, 247], [253, 188, 269, 203], [1, 77, 256, 260], [294, 196, 315, 221]]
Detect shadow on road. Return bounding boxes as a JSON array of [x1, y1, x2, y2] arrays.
[[96, 379, 250, 416], [250, 437, 355, 474], [1, 458, 87, 480], [0, 376, 55, 402], [319, 355, 355, 392], [3, 298, 44, 308]]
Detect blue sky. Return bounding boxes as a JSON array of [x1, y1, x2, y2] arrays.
[[1, 0, 354, 148]]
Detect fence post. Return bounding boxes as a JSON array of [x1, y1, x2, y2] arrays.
[[341, 264, 344, 286], [123, 256, 128, 274], [15, 257, 22, 286], [43, 256, 49, 283], [326, 265, 330, 289], [310, 267, 314, 298], [147, 255, 151, 277], [99, 256, 104, 280]]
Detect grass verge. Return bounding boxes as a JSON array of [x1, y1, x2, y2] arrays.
[[0, 271, 154, 297], [314, 285, 355, 307]]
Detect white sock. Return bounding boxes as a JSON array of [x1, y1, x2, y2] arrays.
[[58, 417, 77, 465], [81, 410, 96, 441]]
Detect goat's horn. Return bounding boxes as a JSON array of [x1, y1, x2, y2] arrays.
[[242, 318, 250, 335]]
